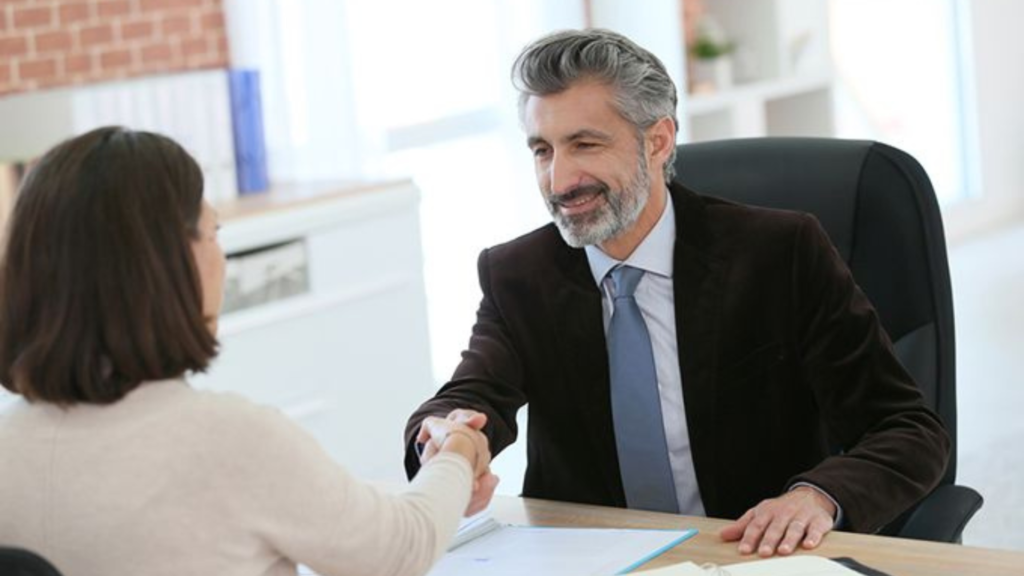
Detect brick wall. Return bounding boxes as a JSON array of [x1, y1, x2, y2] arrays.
[[0, 0, 229, 97]]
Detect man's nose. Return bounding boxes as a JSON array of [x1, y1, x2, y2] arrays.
[[547, 152, 583, 196]]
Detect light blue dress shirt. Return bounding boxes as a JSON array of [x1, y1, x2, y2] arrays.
[[585, 193, 705, 516]]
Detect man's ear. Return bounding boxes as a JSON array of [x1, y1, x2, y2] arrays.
[[645, 117, 677, 175]]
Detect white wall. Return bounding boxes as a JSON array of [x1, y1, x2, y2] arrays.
[[0, 90, 76, 159]]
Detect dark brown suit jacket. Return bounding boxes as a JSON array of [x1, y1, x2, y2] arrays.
[[405, 183, 949, 533]]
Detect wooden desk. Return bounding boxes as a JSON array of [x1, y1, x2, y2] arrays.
[[487, 496, 1024, 576]]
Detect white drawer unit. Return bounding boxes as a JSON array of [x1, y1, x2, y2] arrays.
[[191, 180, 435, 482]]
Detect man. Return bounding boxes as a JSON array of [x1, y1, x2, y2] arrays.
[[405, 29, 949, 557]]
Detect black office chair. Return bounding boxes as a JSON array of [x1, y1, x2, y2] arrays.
[[0, 547, 64, 576], [672, 137, 983, 543]]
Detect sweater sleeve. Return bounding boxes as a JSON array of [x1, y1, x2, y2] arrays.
[[216, 400, 472, 576]]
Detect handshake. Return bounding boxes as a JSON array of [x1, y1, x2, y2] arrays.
[[415, 409, 500, 516]]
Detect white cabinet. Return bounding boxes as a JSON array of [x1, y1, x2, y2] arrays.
[[191, 180, 434, 482], [683, 0, 835, 141]]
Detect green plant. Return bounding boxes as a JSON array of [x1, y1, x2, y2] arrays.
[[690, 34, 734, 60]]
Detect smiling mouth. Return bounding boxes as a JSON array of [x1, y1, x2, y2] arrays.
[[551, 185, 606, 214]]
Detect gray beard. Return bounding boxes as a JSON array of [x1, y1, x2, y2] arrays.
[[547, 157, 651, 248]]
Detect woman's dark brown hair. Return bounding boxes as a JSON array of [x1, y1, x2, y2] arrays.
[[0, 126, 218, 404]]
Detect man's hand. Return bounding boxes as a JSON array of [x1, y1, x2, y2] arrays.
[[466, 471, 501, 516], [720, 486, 836, 557], [415, 416, 490, 475], [417, 409, 489, 465]]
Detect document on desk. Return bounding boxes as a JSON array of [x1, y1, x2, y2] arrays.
[[427, 519, 697, 576], [633, 555, 863, 575]]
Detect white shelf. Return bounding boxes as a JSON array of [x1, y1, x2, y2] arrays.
[[686, 71, 833, 117], [680, 0, 834, 142]]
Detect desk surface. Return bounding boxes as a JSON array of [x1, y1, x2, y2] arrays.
[[489, 496, 1024, 576]]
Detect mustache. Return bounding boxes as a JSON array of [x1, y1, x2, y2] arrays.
[[548, 183, 609, 207]]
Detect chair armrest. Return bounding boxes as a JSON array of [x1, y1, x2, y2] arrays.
[[897, 484, 984, 543]]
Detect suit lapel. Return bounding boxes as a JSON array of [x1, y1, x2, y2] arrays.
[[551, 239, 625, 505], [671, 184, 728, 515], [544, 185, 728, 510]]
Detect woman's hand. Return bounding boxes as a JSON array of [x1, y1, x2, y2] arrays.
[[416, 412, 500, 515], [416, 416, 491, 477]]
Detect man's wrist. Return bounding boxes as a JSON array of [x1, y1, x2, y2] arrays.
[[789, 482, 844, 527]]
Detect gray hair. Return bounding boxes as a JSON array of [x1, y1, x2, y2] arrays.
[[512, 28, 679, 182]]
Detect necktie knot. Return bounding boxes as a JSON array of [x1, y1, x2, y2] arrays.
[[610, 265, 645, 299]]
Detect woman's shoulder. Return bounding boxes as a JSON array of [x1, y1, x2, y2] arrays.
[[127, 380, 310, 456], [179, 382, 347, 490], [172, 382, 299, 436]]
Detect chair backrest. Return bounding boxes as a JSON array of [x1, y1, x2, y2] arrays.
[[0, 547, 64, 576], [672, 137, 958, 488]]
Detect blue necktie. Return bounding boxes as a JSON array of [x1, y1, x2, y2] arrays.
[[607, 265, 679, 513]]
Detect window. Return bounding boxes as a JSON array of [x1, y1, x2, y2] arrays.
[[829, 0, 979, 205], [230, 0, 585, 381]]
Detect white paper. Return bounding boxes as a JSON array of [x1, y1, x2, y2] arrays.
[[426, 525, 697, 576]]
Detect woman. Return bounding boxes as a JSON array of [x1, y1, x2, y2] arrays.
[[0, 127, 493, 576]]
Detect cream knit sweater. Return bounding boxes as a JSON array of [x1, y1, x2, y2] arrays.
[[0, 379, 472, 576]]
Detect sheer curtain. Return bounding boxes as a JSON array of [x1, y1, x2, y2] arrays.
[[223, 0, 586, 383], [828, 0, 979, 205]]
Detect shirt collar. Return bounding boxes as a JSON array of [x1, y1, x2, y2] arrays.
[[585, 190, 676, 286]]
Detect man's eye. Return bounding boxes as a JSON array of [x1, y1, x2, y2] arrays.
[[532, 147, 550, 158]]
